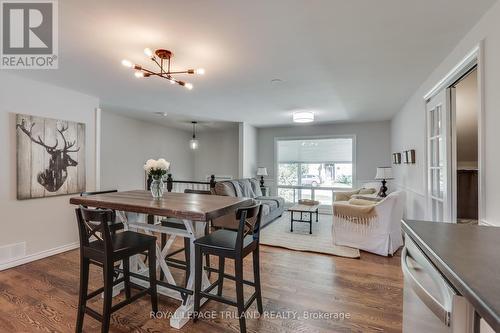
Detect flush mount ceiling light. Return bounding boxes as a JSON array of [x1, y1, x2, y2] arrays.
[[293, 111, 314, 123], [190, 121, 199, 150], [122, 48, 205, 90]]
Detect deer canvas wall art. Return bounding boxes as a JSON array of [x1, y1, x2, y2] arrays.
[[16, 114, 86, 200]]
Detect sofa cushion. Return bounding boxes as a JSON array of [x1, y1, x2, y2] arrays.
[[359, 188, 377, 195], [213, 181, 237, 197], [257, 196, 285, 209], [260, 199, 278, 212], [260, 202, 271, 216], [249, 178, 263, 197], [235, 179, 256, 198]]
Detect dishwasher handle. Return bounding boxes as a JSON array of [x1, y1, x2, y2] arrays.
[[401, 246, 451, 326]]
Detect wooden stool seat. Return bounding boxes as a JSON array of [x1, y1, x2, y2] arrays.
[[84, 231, 157, 260], [195, 230, 255, 253]]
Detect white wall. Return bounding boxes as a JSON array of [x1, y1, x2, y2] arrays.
[[257, 121, 391, 195], [238, 122, 258, 178], [193, 126, 239, 181], [391, 0, 500, 226], [100, 111, 194, 190], [0, 73, 98, 267]]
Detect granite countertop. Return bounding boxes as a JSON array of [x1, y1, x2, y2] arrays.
[[402, 220, 500, 331]]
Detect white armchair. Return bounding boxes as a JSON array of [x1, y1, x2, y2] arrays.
[[332, 191, 405, 256]]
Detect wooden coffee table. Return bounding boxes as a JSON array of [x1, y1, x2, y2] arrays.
[[289, 203, 319, 234]]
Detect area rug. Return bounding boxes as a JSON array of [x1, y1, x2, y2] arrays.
[[260, 212, 360, 258]]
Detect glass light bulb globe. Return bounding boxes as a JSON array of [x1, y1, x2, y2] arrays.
[[134, 71, 144, 78], [121, 59, 133, 68], [190, 138, 199, 150], [185, 83, 193, 90], [195, 68, 205, 75], [144, 48, 153, 57]]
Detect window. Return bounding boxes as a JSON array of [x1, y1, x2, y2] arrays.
[[276, 136, 355, 205]]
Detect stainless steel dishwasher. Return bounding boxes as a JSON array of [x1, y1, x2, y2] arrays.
[[402, 236, 475, 333]]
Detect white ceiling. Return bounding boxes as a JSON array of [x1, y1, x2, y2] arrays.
[[10, 0, 496, 127]]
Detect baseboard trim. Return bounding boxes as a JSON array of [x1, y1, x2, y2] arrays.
[[479, 219, 497, 227], [0, 242, 79, 271]]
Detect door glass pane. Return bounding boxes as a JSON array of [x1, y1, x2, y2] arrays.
[[439, 170, 445, 198], [432, 200, 444, 221], [431, 168, 445, 198], [438, 137, 445, 167], [431, 169, 441, 198], [430, 105, 442, 137], [430, 109, 437, 136], [430, 138, 439, 167]]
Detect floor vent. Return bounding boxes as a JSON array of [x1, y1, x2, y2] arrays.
[[0, 242, 26, 264]]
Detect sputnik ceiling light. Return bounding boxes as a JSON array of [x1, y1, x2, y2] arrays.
[[122, 48, 205, 90]]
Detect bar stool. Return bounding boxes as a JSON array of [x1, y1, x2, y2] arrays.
[[193, 202, 263, 333], [75, 206, 158, 333]]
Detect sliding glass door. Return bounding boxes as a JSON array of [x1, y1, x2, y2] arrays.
[[275, 136, 355, 209]]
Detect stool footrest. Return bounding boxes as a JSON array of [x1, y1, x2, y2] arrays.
[[205, 266, 256, 286], [111, 289, 150, 313], [86, 276, 125, 300], [200, 291, 238, 307], [85, 307, 103, 321]]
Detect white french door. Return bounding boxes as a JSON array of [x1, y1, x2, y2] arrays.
[[426, 89, 452, 222]]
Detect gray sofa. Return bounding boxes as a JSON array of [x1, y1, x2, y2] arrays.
[[211, 178, 285, 229]]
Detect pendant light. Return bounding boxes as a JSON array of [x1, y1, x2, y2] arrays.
[[190, 121, 199, 150]]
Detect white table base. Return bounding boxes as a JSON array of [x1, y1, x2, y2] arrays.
[[116, 211, 211, 329]]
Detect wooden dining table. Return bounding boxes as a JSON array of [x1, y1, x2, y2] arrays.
[[70, 190, 252, 329]]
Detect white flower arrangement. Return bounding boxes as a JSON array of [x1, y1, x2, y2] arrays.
[[144, 158, 170, 179]]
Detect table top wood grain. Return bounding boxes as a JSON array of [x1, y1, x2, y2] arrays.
[[69, 190, 252, 221]]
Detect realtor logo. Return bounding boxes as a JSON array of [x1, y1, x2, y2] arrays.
[[1, 0, 58, 69]]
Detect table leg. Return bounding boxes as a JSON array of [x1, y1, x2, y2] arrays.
[[170, 220, 210, 329], [290, 211, 293, 232], [316, 209, 319, 222], [309, 212, 312, 234]]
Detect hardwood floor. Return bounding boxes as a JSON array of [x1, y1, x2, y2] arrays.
[[0, 241, 403, 333]]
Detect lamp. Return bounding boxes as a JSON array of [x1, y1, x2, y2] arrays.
[[375, 167, 393, 197], [256, 167, 268, 187], [190, 121, 199, 150]]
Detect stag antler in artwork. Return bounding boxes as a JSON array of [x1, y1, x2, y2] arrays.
[[17, 119, 81, 192]]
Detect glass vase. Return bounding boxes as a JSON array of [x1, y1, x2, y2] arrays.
[[150, 176, 164, 199]]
